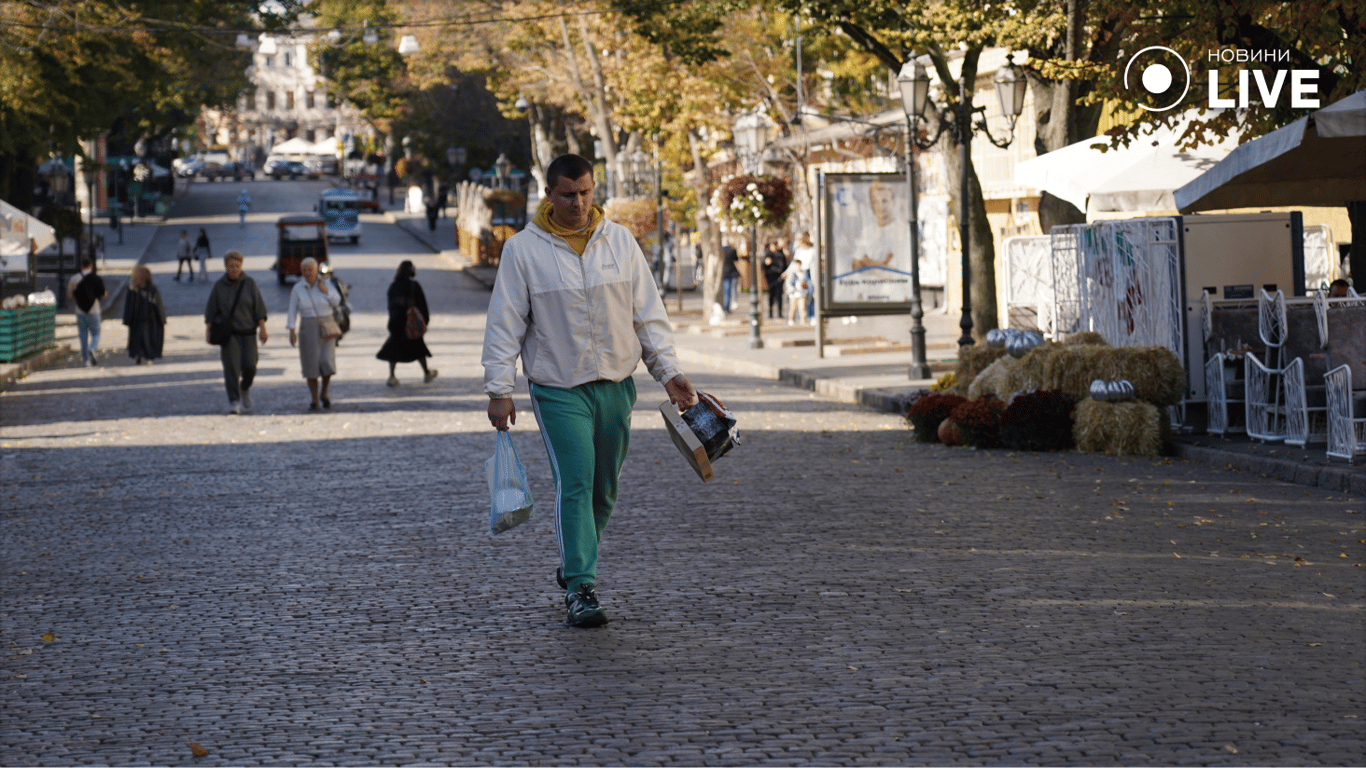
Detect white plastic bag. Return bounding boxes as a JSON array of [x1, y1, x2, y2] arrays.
[[486, 431, 534, 534]]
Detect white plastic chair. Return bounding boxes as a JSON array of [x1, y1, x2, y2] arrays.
[[1245, 354, 1287, 442], [1244, 290, 1289, 442], [1283, 357, 1327, 446], [1205, 354, 1245, 435], [1324, 364, 1366, 463]]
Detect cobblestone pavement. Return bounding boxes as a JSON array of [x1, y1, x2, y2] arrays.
[[2, 208, 1364, 766]]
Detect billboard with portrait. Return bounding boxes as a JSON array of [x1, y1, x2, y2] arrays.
[[821, 173, 919, 313]]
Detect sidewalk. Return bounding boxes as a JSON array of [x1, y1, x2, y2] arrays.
[[387, 207, 1366, 495], [0, 187, 181, 388]]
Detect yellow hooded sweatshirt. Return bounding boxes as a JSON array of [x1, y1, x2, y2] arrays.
[[532, 199, 605, 256]]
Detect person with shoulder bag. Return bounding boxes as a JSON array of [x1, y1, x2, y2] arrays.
[[204, 250, 268, 415], [376, 260, 437, 386], [68, 257, 107, 366], [286, 257, 342, 412]]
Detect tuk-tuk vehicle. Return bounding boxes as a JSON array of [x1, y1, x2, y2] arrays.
[[275, 214, 328, 285], [318, 188, 364, 244]]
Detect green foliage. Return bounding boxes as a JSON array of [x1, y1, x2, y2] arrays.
[[310, 0, 412, 130]]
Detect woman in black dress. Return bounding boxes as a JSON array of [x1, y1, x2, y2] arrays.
[[122, 265, 166, 364], [376, 260, 437, 386]]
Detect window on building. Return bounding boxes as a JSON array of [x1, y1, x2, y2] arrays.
[[265, 56, 274, 68], [306, 129, 316, 142], [306, 91, 315, 109], [326, 93, 336, 109], [286, 91, 295, 110], [266, 91, 275, 110], [284, 51, 292, 68]]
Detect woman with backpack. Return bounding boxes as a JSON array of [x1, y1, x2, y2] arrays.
[[376, 260, 437, 387]]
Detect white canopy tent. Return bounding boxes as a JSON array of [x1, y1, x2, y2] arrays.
[[308, 136, 341, 156], [270, 137, 316, 155], [0, 198, 57, 273], [1173, 89, 1366, 211], [1014, 116, 1239, 213]]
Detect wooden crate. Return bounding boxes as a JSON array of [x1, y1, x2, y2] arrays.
[[0, 304, 56, 362]]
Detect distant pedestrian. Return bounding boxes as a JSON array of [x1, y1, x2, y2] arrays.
[[122, 266, 166, 365], [194, 228, 212, 282], [237, 190, 251, 227], [785, 255, 812, 326], [287, 257, 341, 411], [68, 256, 107, 366], [204, 250, 268, 415], [721, 242, 740, 312], [792, 231, 818, 322], [762, 240, 787, 319], [174, 230, 195, 281], [376, 260, 437, 386]]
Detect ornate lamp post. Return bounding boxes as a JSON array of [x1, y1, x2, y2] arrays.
[[494, 153, 510, 189], [901, 53, 1027, 347], [732, 109, 770, 350], [897, 58, 933, 379]]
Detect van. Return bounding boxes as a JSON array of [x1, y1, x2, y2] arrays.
[[318, 188, 363, 244]]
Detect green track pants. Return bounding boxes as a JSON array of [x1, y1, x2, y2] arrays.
[[529, 377, 637, 592]]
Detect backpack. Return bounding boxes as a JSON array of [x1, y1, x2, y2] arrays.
[[73, 273, 104, 313]]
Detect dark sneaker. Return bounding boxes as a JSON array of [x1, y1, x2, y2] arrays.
[[565, 584, 608, 628]]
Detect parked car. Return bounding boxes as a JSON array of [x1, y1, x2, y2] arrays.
[[175, 158, 205, 177], [318, 188, 363, 244], [201, 161, 256, 182], [267, 160, 308, 180]]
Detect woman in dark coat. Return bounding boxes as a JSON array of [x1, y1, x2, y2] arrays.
[[376, 260, 437, 386], [122, 265, 166, 364]]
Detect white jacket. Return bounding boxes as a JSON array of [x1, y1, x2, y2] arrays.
[[482, 216, 683, 397]]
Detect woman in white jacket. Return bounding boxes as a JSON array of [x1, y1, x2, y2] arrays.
[[287, 257, 341, 411], [482, 154, 696, 628]]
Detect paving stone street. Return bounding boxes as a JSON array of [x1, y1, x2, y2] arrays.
[[1, 181, 1363, 766]]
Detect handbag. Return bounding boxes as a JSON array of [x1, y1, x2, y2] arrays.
[[208, 280, 244, 346], [486, 431, 534, 534], [404, 284, 427, 339], [307, 285, 343, 339]]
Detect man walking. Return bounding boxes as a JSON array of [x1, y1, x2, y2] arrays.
[[174, 230, 194, 281], [68, 257, 106, 366], [204, 251, 268, 415], [482, 153, 696, 628]]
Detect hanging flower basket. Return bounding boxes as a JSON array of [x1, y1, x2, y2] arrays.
[[708, 174, 792, 233]]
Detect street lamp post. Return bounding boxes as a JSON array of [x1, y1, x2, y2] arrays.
[[897, 59, 933, 380], [899, 53, 1027, 348], [732, 109, 770, 350], [494, 153, 510, 189]]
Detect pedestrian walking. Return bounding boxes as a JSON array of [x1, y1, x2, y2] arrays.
[[68, 256, 106, 366], [193, 228, 212, 282], [376, 260, 437, 386], [237, 190, 251, 227], [482, 153, 697, 629], [721, 242, 740, 312], [204, 250, 268, 415], [785, 254, 812, 326], [174, 230, 195, 281], [287, 257, 341, 411], [122, 265, 166, 365], [791, 231, 818, 323], [762, 240, 787, 320]]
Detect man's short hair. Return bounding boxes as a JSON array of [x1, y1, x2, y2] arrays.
[[224, 250, 245, 264], [79, 257, 94, 270], [545, 154, 594, 188]]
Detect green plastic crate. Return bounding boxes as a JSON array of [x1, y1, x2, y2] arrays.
[[0, 304, 57, 362]]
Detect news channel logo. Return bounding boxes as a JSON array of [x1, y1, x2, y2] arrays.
[[1123, 46, 1191, 113]]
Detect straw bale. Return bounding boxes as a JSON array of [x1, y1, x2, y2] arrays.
[[953, 344, 1008, 395], [1061, 331, 1108, 346], [1073, 399, 1166, 456], [998, 344, 1185, 406], [968, 355, 1017, 400]]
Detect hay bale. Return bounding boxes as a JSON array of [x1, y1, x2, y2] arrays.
[[953, 344, 1008, 395], [998, 344, 1185, 406], [1061, 331, 1108, 346], [968, 355, 1018, 400], [1073, 399, 1167, 456]]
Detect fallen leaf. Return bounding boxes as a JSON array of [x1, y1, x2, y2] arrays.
[[41, 632, 55, 642], [189, 743, 209, 758], [1224, 745, 1238, 754]]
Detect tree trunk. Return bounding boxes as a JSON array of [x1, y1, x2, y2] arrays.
[[688, 129, 724, 321], [560, 18, 618, 192]]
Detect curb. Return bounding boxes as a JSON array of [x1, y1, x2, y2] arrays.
[[0, 343, 74, 391], [1172, 440, 1366, 495]]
